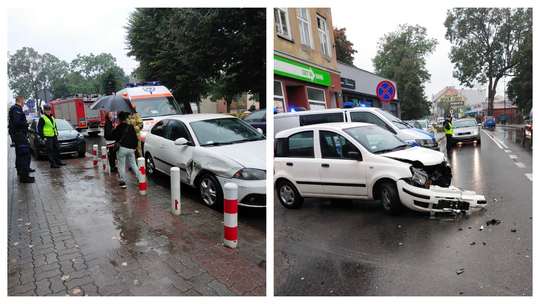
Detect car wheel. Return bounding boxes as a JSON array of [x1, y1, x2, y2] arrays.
[[380, 181, 403, 215], [145, 153, 159, 176], [276, 180, 304, 209], [78, 151, 86, 157], [198, 173, 223, 210]]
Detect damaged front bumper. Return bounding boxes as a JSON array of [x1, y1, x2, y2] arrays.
[[216, 176, 266, 208], [396, 179, 487, 213]]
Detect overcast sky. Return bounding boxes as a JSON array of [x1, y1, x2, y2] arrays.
[[4, 5, 139, 104], [331, 4, 512, 102]]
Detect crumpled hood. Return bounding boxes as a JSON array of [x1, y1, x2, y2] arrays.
[[202, 140, 266, 170], [383, 146, 445, 166]]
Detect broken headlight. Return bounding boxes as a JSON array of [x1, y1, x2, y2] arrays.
[[233, 168, 266, 180], [410, 167, 429, 187]]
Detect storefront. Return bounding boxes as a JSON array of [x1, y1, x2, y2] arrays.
[[338, 61, 401, 118], [274, 54, 342, 113]]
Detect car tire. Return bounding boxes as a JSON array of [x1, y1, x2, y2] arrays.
[[78, 151, 86, 158], [145, 153, 159, 177], [276, 180, 304, 209], [380, 181, 403, 215], [198, 173, 223, 210]]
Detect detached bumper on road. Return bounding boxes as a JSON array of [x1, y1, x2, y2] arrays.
[[397, 179, 487, 213]]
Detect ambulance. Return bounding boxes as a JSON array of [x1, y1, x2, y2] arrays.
[[116, 81, 183, 145]]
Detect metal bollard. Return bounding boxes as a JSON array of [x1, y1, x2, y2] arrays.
[[138, 157, 146, 196], [101, 146, 108, 173], [93, 144, 98, 167], [223, 183, 238, 249], [170, 167, 181, 215]]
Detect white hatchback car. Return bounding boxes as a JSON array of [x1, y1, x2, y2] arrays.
[[274, 123, 487, 215], [144, 113, 266, 209]]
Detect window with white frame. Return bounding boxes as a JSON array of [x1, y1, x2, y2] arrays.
[[274, 80, 286, 113], [296, 8, 313, 48], [275, 8, 292, 40], [307, 87, 326, 110], [317, 15, 330, 56]]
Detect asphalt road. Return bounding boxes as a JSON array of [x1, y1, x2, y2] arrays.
[[274, 127, 532, 296]]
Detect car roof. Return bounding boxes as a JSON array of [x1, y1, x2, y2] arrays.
[[275, 108, 345, 118], [158, 113, 239, 123], [275, 122, 374, 138]]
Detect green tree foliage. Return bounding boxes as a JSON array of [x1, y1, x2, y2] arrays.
[[372, 24, 437, 120], [444, 8, 532, 116], [334, 27, 357, 65], [70, 53, 120, 94], [125, 8, 266, 113], [507, 21, 532, 114]]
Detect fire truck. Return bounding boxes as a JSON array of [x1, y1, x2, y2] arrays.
[[48, 94, 105, 136]]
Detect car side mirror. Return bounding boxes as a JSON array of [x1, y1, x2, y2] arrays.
[[257, 128, 264, 134], [347, 151, 362, 161], [174, 138, 189, 146]]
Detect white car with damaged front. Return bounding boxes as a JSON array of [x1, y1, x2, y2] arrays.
[[274, 122, 487, 215], [143, 113, 266, 209]]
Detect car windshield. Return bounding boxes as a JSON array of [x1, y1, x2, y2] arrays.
[[132, 96, 182, 118], [55, 119, 75, 131], [454, 120, 477, 128], [418, 120, 427, 128], [374, 109, 410, 130], [343, 125, 409, 154], [191, 118, 265, 146], [244, 110, 265, 122]]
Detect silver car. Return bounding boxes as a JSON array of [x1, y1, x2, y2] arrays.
[[452, 118, 481, 145]]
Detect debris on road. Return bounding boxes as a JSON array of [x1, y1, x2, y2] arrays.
[[486, 219, 501, 226]]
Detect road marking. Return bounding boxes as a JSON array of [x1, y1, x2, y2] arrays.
[[525, 174, 533, 181], [505, 150, 512, 153], [509, 155, 518, 159], [515, 162, 526, 168]]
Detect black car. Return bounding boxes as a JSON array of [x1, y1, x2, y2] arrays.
[[28, 118, 87, 159], [242, 109, 266, 135]]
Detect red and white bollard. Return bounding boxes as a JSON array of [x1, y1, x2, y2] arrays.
[[93, 144, 98, 167], [101, 146, 108, 173], [223, 183, 238, 249], [138, 157, 146, 196], [170, 167, 181, 215]]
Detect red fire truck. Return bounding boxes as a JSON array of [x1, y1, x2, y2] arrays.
[[49, 94, 105, 136]]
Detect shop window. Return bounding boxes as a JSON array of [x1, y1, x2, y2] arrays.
[[307, 87, 326, 110]]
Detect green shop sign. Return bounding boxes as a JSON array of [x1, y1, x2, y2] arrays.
[[274, 55, 331, 86]]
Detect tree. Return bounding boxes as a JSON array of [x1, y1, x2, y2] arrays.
[[8, 47, 68, 109], [372, 24, 437, 119], [70, 53, 120, 94], [444, 8, 532, 116], [334, 27, 358, 65], [507, 23, 532, 114]]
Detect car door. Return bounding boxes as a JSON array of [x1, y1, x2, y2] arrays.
[[163, 119, 194, 183], [318, 130, 368, 197], [148, 119, 169, 174], [276, 130, 323, 195]]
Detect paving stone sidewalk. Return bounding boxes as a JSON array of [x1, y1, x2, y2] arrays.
[[7, 144, 266, 296]]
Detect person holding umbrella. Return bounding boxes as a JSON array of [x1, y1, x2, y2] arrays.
[[112, 111, 140, 189]]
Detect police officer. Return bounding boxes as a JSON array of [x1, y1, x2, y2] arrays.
[[443, 114, 454, 154], [8, 96, 35, 183], [38, 104, 66, 168]]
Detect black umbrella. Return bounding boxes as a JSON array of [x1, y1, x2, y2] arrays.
[[90, 94, 136, 113]]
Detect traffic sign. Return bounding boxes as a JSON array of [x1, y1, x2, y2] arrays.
[[24, 110, 29, 115], [26, 100, 35, 109], [450, 110, 454, 115], [376, 81, 396, 102]]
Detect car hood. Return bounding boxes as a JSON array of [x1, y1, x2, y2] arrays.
[[454, 126, 479, 134], [383, 146, 445, 166], [57, 130, 80, 141], [403, 128, 435, 140], [203, 140, 266, 170]]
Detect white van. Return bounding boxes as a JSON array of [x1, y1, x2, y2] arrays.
[[274, 107, 439, 150]]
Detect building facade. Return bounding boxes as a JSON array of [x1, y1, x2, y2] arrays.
[[274, 8, 342, 113], [338, 61, 401, 118]]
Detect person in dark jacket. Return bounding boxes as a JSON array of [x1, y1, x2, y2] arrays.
[[112, 111, 140, 188], [8, 95, 36, 182], [38, 104, 66, 168], [103, 111, 118, 173]]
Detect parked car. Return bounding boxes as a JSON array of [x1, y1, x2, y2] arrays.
[[482, 116, 496, 129], [404, 120, 423, 129], [274, 107, 439, 150], [416, 119, 435, 135], [451, 118, 481, 146], [143, 113, 266, 209], [274, 122, 487, 215], [242, 109, 266, 135], [28, 118, 87, 159], [522, 108, 533, 148]]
